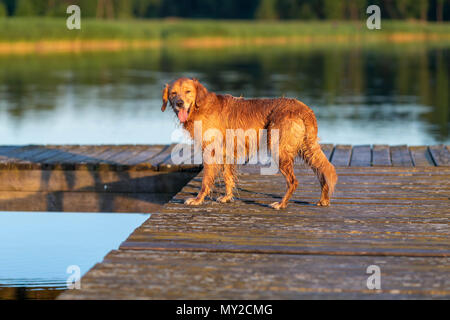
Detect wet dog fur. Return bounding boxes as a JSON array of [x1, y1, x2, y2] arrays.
[[161, 77, 337, 209]]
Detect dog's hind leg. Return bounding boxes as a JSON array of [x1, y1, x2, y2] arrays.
[[185, 164, 217, 206], [269, 157, 298, 210], [300, 138, 337, 207], [217, 164, 236, 203], [268, 119, 303, 210]]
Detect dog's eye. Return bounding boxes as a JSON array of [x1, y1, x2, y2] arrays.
[[186, 90, 191, 94]]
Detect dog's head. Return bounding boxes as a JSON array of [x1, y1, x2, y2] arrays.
[[161, 77, 209, 123]]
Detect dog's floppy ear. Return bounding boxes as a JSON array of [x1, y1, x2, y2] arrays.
[[161, 83, 169, 112], [193, 78, 208, 108]]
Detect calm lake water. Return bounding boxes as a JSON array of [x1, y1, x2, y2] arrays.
[[0, 212, 149, 295], [0, 44, 448, 146]]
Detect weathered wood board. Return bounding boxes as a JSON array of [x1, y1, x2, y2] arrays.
[[59, 165, 450, 300]]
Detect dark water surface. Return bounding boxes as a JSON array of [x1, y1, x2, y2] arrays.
[[0, 45, 448, 145]]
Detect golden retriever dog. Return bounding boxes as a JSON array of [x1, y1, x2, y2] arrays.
[[161, 77, 337, 209]]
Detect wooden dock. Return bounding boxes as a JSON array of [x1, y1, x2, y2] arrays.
[[0, 144, 200, 213], [1, 144, 449, 299]]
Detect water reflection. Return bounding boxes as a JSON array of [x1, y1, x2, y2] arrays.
[[0, 45, 448, 145]]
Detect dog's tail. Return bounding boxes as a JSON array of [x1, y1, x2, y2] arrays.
[[299, 123, 337, 196]]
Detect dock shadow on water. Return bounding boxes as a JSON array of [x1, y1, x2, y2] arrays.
[[0, 44, 448, 146]]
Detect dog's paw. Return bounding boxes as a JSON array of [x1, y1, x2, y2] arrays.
[[316, 200, 330, 207], [269, 202, 286, 210], [185, 198, 203, 206], [217, 195, 233, 203]]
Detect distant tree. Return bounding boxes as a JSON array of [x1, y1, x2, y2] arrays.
[[323, 0, 344, 20], [299, 2, 317, 20], [418, 0, 429, 21], [396, 0, 412, 19], [134, 0, 162, 18], [381, 0, 399, 19], [276, 0, 300, 19], [0, 1, 6, 17], [97, 0, 115, 19], [115, 0, 133, 19], [15, 0, 36, 16], [403, 0, 429, 21], [44, 0, 67, 17], [79, 0, 98, 17], [33, 0, 51, 15], [0, 0, 445, 21], [436, 0, 444, 22], [2, 0, 14, 15], [255, 0, 278, 19], [346, 0, 366, 20]]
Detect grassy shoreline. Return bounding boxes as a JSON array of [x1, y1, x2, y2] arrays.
[[0, 18, 449, 54]]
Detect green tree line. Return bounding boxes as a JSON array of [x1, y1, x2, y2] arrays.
[[0, 0, 448, 21]]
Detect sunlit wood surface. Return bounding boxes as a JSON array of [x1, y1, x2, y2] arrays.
[[54, 144, 450, 300]]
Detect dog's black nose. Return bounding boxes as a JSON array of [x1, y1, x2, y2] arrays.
[[176, 101, 184, 108]]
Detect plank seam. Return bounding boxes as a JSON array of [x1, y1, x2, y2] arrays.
[[118, 245, 450, 258]]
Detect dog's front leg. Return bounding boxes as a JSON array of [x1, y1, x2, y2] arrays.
[[185, 164, 217, 206], [217, 164, 235, 203]]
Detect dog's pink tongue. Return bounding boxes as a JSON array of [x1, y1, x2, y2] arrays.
[[178, 108, 188, 123]]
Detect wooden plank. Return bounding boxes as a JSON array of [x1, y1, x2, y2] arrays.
[[350, 145, 371, 167], [144, 144, 174, 167], [121, 145, 167, 167], [88, 146, 129, 169], [0, 146, 49, 170], [41, 146, 91, 169], [59, 251, 450, 300], [164, 202, 450, 219], [409, 146, 435, 167], [390, 145, 413, 167], [234, 172, 450, 185], [56, 146, 109, 170], [92, 146, 147, 164], [26, 146, 73, 164], [158, 144, 203, 172], [429, 145, 450, 167], [0, 146, 22, 161], [122, 211, 450, 257], [330, 145, 352, 167], [12, 146, 62, 169], [320, 144, 334, 160], [372, 145, 391, 167], [0, 146, 29, 169], [70, 146, 120, 170], [92, 145, 151, 171]]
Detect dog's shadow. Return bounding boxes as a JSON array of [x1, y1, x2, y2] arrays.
[[234, 187, 313, 208], [176, 182, 313, 209]]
